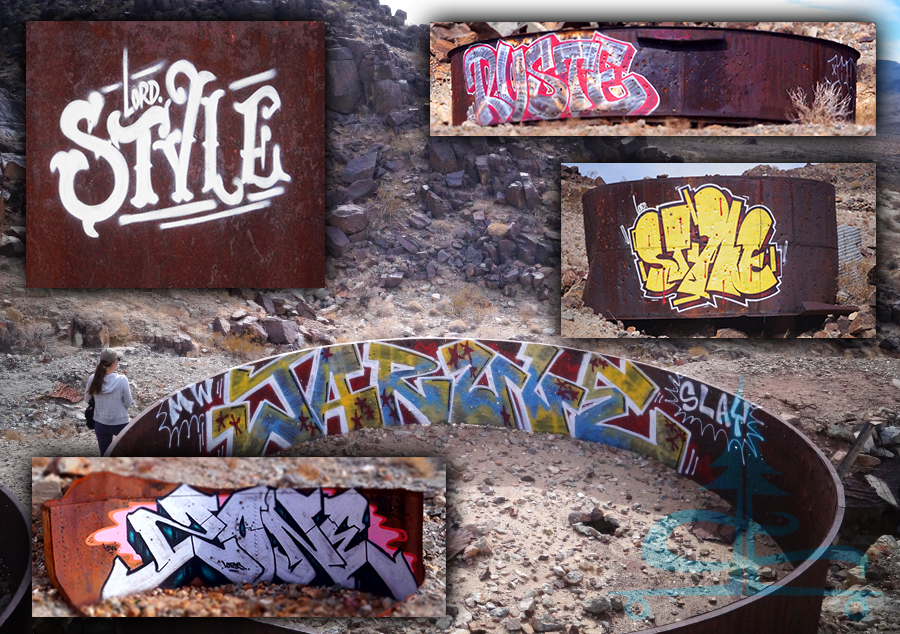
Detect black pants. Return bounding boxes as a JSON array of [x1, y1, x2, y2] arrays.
[[94, 422, 128, 455]]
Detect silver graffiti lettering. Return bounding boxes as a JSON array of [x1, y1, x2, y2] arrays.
[[463, 33, 659, 125], [97, 486, 418, 601]]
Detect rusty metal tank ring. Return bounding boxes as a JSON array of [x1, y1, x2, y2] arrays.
[[105, 338, 849, 632], [448, 26, 859, 125], [581, 176, 854, 320], [0, 483, 30, 633]]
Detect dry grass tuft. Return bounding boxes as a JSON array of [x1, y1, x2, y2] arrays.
[[389, 457, 435, 476], [448, 318, 468, 332], [211, 332, 270, 361], [449, 285, 491, 318], [361, 323, 402, 340], [6, 307, 24, 323], [391, 129, 425, 159], [787, 82, 853, 125], [838, 259, 875, 306], [369, 186, 406, 233], [1, 429, 24, 441]]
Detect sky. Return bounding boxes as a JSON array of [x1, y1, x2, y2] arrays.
[[390, 0, 895, 60], [562, 163, 811, 182]]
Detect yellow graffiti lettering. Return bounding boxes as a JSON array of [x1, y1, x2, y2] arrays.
[[628, 184, 782, 311], [583, 355, 657, 413]]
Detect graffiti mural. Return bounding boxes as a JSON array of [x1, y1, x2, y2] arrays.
[[626, 184, 784, 312], [462, 32, 659, 125], [43, 474, 423, 609], [26, 21, 325, 288], [111, 339, 741, 483], [615, 379, 879, 624], [106, 339, 847, 630]]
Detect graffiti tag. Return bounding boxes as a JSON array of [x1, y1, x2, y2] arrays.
[[88, 485, 419, 601], [463, 32, 659, 125], [627, 184, 784, 312], [51, 48, 291, 238], [615, 379, 878, 622]]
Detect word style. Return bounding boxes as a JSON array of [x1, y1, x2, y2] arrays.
[[51, 49, 291, 237], [463, 32, 659, 125], [627, 184, 783, 311], [89, 486, 419, 600]]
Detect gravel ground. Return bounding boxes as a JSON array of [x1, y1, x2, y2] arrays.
[[31, 457, 446, 618], [3, 339, 899, 632]]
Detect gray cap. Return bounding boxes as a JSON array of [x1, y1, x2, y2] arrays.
[[99, 348, 121, 364]]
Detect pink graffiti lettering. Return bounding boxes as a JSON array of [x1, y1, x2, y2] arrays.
[[463, 33, 659, 125]]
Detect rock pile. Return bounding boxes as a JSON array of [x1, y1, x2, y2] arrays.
[[211, 290, 337, 351]]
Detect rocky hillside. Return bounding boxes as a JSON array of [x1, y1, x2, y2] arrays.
[[0, 0, 576, 357]]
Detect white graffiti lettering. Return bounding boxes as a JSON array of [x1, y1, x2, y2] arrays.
[[51, 49, 291, 237], [96, 486, 418, 601]]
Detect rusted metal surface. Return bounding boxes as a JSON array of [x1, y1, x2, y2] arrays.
[[449, 26, 859, 126], [105, 338, 843, 632], [26, 21, 325, 288], [0, 484, 30, 633], [113, 620, 319, 634], [582, 176, 843, 319], [43, 472, 424, 610]]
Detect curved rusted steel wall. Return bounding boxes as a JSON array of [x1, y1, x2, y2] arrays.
[[0, 484, 30, 633], [450, 27, 859, 125], [582, 176, 839, 319], [111, 619, 328, 634], [107, 339, 843, 633]]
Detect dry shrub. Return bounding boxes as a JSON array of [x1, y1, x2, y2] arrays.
[[291, 462, 320, 481], [787, 82, 853, 125], [373, 297, 395, 318], [391, 129, 425, 159], [449, 285, 489, 317], [369, 186, 405, 232], [159, 303, 189, 319], [407, 300, 423, 313], [389, 457, 435, 476], [1, 429, 24, 441], [663, 117, 691, 133], [23, 322, 53, 352], [447, 285, 495, 327], [448, 318, 468, 332], [838, 259, 875, 305], [211, 331, 270, 361], [6, 307, 24, 323], [361, 323, 402, 340]]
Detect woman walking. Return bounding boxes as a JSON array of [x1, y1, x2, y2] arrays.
[[84, 348, 133, 455]]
